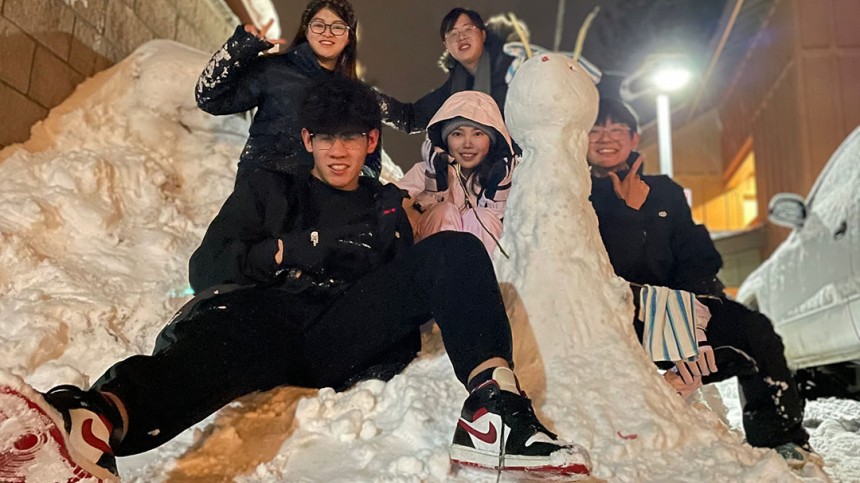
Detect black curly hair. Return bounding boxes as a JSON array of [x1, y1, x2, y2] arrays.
[[299, 76, 381, 135], [287, 0, 359, 80]]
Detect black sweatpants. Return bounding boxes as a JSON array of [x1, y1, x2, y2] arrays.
[[698, 298, 808, 448], [92, 232, 512, 455]]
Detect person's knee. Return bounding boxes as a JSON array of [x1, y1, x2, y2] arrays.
[[421, 231, 487, 260], [416, 203, 463, 239]]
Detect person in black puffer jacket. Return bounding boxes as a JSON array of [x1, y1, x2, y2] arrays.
[[587, 98, 820, 467], [196, 0, 383, 181], [377, 8, 516, 135]]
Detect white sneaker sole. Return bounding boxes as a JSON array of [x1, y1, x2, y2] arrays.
[[0, 372, 119, 482], [450, 443, 591, 476]]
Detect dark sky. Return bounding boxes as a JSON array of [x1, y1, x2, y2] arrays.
[[272, 0, 727, 171]]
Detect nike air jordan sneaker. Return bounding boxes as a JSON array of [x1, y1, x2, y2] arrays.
[[42, 385, 124, 480], [449, 367, 591, 477]]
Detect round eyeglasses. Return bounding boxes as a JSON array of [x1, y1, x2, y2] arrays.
[[444, 24, 480, 43], [587, 126, 632, 142], [309, 132, 368, 150], [308, 20, 350, 37]]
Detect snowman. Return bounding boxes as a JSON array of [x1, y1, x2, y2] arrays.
[[495, 52, 774, 480]]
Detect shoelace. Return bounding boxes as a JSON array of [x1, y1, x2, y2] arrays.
[[493, 390, 558, 481], [496, 410, 505, 483]]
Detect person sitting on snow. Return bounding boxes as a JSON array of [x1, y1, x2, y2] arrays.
[[396, 91, 515, 255], [585, 97, 821, 469], [9, 76, 591, 481]]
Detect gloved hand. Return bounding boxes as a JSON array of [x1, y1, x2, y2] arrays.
[[481, 157, 510, 201], [278, 223, 376, 272], [421, 137, 452, 192], [673, 299, 717, 383]]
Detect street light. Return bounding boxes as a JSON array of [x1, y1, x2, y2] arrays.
[[652, 65, 691, 177]]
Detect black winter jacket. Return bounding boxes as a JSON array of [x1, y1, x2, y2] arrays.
[[590, 171, 724, 296], [377, 32, 515, 134], [189, 166, 412, 295], [196, 26, 327, 173]]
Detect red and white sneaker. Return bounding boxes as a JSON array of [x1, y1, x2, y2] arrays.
[[449, 367, 592, 478], [0, 372, 120, 482]]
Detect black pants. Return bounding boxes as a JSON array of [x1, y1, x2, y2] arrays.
[[93, 232, 512, 455], [637, 296, 808, 448], [700, 298, 808, 448]]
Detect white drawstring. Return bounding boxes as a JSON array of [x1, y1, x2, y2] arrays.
[[454, 163, 510, 259]]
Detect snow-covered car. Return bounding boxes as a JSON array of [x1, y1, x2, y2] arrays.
[[737, 126, 860, 396]]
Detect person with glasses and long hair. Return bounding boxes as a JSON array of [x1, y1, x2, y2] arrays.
[[378, 8, 516, 135], [195, 0, 382, 181]]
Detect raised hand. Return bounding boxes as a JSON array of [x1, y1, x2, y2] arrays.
[[482, 157, 510, 200], [244, 19, 287, 45], [421, 137, 452, 191], [608, 155, 650, 210]]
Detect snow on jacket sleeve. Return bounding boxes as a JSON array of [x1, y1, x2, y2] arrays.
[[377, 81, 451, 134], [195, 25, 273, 116], [188, 173, 282, 293]]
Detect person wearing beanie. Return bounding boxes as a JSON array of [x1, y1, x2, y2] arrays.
[[396, 91, 516, 255]]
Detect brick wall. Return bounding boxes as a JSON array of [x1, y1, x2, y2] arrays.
[[0, 0, 239, 147]]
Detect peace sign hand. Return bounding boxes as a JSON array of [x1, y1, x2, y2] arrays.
[[608, 155, 650, 210], [244, 19, 287, 45]]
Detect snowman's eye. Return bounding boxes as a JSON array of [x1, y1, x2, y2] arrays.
[[568, 64, 574, 70]]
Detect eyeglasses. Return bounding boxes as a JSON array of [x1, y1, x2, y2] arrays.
[[308, 20, 350, 37], [309, 132, 367, 150], [444, 24, 481, 43], [588, 126, 632, 142]]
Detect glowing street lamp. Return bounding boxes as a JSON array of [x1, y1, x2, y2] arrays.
[[652, 65, 691, 177]]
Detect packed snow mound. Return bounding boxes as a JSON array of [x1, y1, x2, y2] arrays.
[[0, 40, 246, 390], [0, 40, 847, 482]]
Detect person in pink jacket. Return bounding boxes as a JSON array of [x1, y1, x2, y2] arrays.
[[396, 91, 516, 254]]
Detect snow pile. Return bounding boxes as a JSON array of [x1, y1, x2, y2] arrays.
[[0, 40, 854, 482], [0, 40, 245, 391]]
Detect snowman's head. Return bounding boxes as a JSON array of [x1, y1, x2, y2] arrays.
[[505, 53, 599, 144]]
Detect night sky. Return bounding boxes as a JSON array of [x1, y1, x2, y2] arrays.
[[272, 0, 727, 170]]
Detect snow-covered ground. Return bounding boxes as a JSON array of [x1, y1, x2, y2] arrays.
[[0, 40, 857, 482]]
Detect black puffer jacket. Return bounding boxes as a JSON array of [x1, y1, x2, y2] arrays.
[[377, 31, 514, 134], [189, 165, 412, 295], [196, 27, 383, 178], [196, 26, 327, 174], [590, 170, 725, 297]]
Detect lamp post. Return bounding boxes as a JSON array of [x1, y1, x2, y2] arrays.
[[652, 66, 691, 177]]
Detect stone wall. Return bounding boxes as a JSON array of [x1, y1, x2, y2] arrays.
[[0, 0, 238, 147]]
